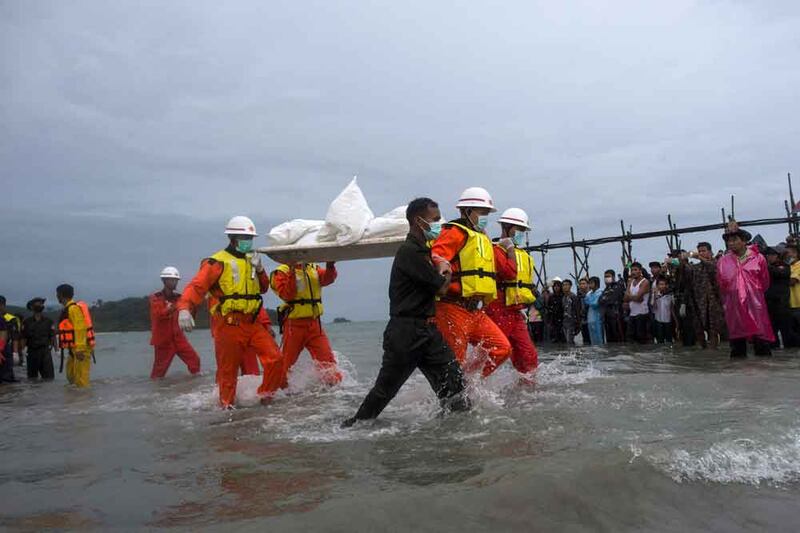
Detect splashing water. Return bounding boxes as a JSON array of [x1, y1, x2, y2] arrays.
[[5, 326, 800, 531], [650, 433, 800, 486]]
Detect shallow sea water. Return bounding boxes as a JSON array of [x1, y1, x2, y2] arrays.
[[2, 322, 800, 532]]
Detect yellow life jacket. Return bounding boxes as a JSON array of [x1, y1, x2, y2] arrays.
[[446, 222, 497, 302], [209, 249, 262, 316], [273, 263, 324, 319], [498, 247, 537, 306]]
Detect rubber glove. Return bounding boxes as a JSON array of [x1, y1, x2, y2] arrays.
[[498, 237, 514, 251], [178, 309, 195, 332], [250, 252, 264, 273], [432, 254, 451, 275]]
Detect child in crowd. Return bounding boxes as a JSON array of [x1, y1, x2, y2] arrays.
[[652, 276, 675, 344]]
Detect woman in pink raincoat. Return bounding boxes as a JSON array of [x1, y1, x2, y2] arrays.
[[716, 222, 775, 358]]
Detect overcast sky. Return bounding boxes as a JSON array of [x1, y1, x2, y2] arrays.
[[2, 1, 798, 319]]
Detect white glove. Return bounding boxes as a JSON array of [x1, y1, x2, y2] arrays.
[[250, 252, 264, 273], [498, 237, 514, 251], [178, 309, 195, 332]]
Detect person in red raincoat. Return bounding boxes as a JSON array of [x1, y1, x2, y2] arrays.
[[150, 267, 201, 378], [716, 222, 774, 358]]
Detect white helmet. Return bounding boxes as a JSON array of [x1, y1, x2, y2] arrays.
[[160, 266, 181, 279], [224, 215, 258, 236], [550, 276, 563, 283], [498, 207, 531, 230], [456, 187, 497, 212]]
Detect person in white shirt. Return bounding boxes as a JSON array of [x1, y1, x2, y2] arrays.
[[624, 262, 651, 344], [652, 277, 676, 344]]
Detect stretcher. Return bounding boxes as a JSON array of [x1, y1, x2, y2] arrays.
[[257, 236, 405, 264]]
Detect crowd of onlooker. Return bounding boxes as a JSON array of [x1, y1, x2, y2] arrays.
[[527, 228, 800, 356]]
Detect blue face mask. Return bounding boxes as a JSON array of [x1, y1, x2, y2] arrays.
[[236, 239, 254, 253], [512, 232, 526, 247], [475, 215, 489, 231], [423, 220, 442, 240]]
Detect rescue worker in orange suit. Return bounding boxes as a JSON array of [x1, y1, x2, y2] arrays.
[[269, 261, 343, 388], [56, 284, 94, 388], [177, 216, 283, 409], [149, 266, 201, 379], [484, 208, 539, 378], [431, 187, 512, 377]]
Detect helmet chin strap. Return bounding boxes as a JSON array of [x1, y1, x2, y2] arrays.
[[464, 208, 477, 229]]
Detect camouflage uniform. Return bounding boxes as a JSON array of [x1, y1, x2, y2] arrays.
[[680, 259, 727, 347]]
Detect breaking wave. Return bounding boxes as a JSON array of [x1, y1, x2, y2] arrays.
[[650, 432, 800, 486]]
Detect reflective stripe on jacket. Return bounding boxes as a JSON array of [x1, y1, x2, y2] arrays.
[[272, 263, 325, 319], [209, 249, 262, 315], [445, 222, 497, 302], [498, 247, 536, 306]]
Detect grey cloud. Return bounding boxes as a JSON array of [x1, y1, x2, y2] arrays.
[[2, 0, 799, 315]]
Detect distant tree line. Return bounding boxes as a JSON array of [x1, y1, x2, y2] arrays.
[[6, 297, 278, 333]]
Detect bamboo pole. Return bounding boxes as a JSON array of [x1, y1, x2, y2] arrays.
[[526, 216, 799, 252]]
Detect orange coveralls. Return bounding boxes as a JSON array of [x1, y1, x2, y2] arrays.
[[239, 308, 273, 376], [484, 245, 539, 374], [430, 223, 512, 377], [178, 256, 283, 407], [268, 264, 343, 389], [149, 290, 201, 378]]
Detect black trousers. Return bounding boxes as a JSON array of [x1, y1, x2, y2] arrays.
[[653, 321, 673, 344], [767, 300, 794, 348], [678, 313, 696, 347], [730, 337, 772, 358], [351, 318, 470, 421], [548, 320, 566, 343], [630, 314, 650, 344], [528, 322, 544, 344], [580, 323, 591, 345], [603, 312, 625, 343], [27, 346, 55, 380]]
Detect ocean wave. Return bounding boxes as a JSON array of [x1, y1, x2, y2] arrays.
[[650, 433, 800, 486]]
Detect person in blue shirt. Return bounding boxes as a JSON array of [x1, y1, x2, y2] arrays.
[[584, 277, 605, 345]]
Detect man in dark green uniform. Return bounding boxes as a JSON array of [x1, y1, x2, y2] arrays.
[[21, 298, 56, 380]]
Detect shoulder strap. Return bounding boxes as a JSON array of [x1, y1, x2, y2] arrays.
[[443, 221, 471, 235]]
